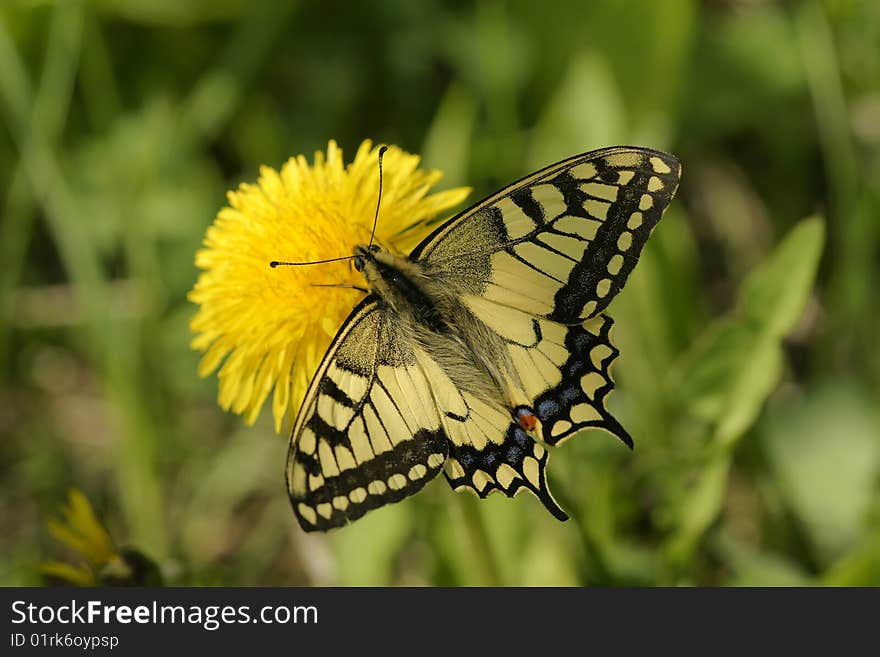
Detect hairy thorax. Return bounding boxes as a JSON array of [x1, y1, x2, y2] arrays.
[[357, 246, 518, 410]]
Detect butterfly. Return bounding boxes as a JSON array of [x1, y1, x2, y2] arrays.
[[286, 146, 681, 531]]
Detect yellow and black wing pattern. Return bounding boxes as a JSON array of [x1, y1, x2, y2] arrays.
[[413, 146, 681, 325], [439, 313, 626, 521], [444, 314, 633, 520], [286, 298, 449, 531], [418, 147, 681, 515], [288, 147, 681, 530]]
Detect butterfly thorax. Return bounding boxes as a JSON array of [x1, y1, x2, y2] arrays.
[[354, 244, 515, 408], [354, 245, 449, 332]]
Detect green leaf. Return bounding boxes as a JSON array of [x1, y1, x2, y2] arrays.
[[666, 217, 826, 568], [738, 216, 825, 336], [714, 334, 784, 446], [676, 216, 826, 444], [95, 0, 248, 26], [761, 381, 880, 564], [823, 532, 880, 586], [665, 452, 731, 572], [715, 532, 815, 587]]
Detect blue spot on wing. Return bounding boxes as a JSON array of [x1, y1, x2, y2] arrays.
[[560, 385, 580, 404], [513, 428, 531, 447], [537, 398, 560, 421]]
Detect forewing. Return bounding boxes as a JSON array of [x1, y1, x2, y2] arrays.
[[412, 146, 681, 323], [287, 298, 449, 531]]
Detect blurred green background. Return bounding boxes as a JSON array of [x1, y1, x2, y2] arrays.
[[1, 0, 878, 586]]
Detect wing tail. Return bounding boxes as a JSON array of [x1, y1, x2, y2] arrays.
[[443, 422, 568, 521]]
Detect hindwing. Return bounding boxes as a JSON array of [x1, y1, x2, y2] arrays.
[[438, 311, 628, 517], [286, 298, 448, 531]]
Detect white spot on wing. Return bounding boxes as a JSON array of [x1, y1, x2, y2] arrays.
[[369, 382, 410, 446], [363, 405, 393, 454], [348, 416, 374, 464], [617, 170, 635, 185], [298, 504, 317, 525], [538, 339, 570, 366], [495, 463, 517, 489], [298, 427, 317, 455], [552, 419, 572, 436], [317, 394, 354, 431], [523, 456, 540, 487], [604, 152, 642, 168], [584, 199, 609, 221], [387, 473, 407, 491], [327, 364, 369, 402], [580, 371, 606, 399]]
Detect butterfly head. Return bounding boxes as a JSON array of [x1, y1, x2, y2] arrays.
[[353, 243, 382, 272]]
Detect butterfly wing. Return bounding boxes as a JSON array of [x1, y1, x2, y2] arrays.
[[412, 147, 681, 511], [412, 146, 681, 323], [439, 312, 626, 517], [288, 147, 681, 529], [286, 297, 449, 531]]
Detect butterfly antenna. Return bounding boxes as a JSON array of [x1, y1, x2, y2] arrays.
[[367, 145, 388, 248], [270, 255, 355, 268], [270, 144, 388, 268]]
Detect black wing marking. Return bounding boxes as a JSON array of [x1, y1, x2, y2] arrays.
[[413, 146, 681, 323], [438, 313, 628, 520], [287, 298, 449, 531]]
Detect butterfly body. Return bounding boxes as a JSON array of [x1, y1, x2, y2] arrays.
[[287, 147, 681, 531], [356, 243, 524, 412]]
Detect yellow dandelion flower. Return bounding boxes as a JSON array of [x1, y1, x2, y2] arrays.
[[189, 139, 470, 433]]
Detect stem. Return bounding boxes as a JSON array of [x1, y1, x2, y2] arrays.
[[551, 483, 613, 585], [455, 495, 504, 586]]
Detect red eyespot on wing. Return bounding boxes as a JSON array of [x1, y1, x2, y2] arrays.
[[516, 408, 538, 433]]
